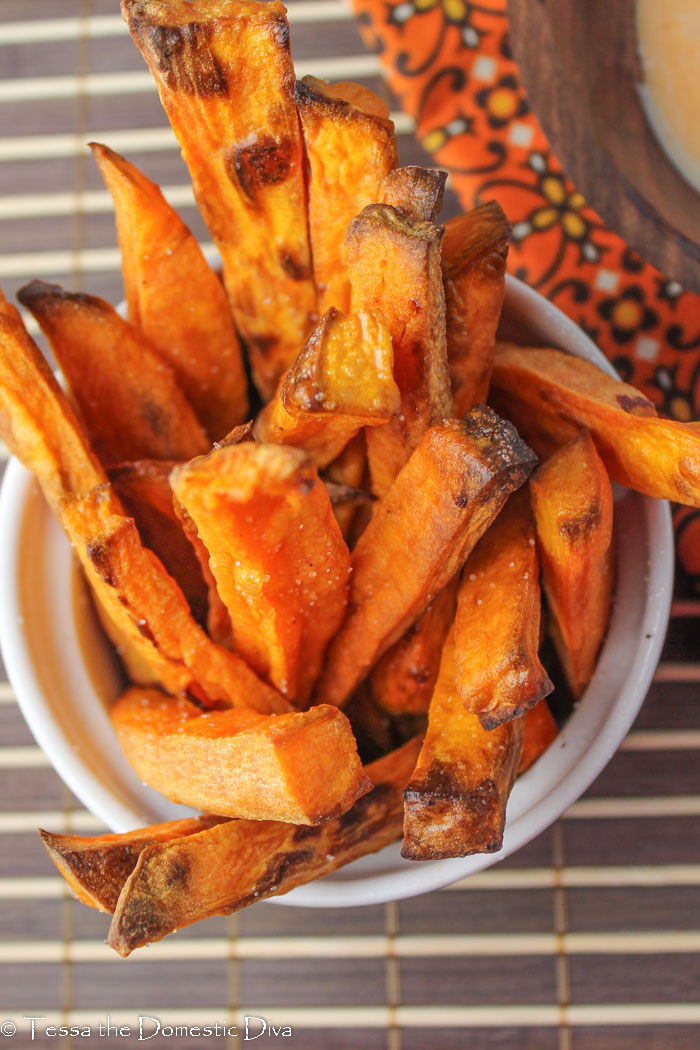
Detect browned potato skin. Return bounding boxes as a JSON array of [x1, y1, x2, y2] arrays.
[[402, 627, 523, 860], [380, 166, 447, 223], [90, 142, 248, 439], [107, 737, 422, 956], [254, 307, 399, 470], [314, 408, 537, 708], [442, 201, 511, 414], [110, 459, 210, 628], [490, 343, 700, 507], [370, 576, 459, 717], [530, 430, 614, 699], [123, 0, 316, 399], [455, 488, 553, 729], [18, 280, 208, 466], [295, 76, 398, 315], [111, 687, 370, 825], [39, 816, 226, 913], [347, 204, 453, 497], [172, 442, 351, 704], [517, 700, 558, 775]]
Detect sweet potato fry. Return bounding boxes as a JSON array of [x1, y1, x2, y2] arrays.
[[107, 737, 421, 955], [380, 166, 447, 223], [112, 687, 369, 824], [39, 816, 226, 913], [346, 204, 452, 496], [123, 0, 316, 400], [517, 700, 558, 775], [0, 316, 285, 712], [110, 459, 209, 627], [454, 488, 553, 728], [295, 75, 398, 314], [490, 342, 700, 507], [314, 408, 537, 707], [441, 201, 511, 413], [370, 576, 459, 717], [0, 312, 105, 508], [402, 626, 523, 859], [18, 280, 208, 466], [171, 442, 351, 703], [530, 430, 614, 698], [254, 307, 399, 469], [90, 142, 248, 439]]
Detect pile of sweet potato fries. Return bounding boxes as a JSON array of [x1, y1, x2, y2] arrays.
[[0, 0, 697, 956]]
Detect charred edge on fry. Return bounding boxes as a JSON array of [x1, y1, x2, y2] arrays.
[[138, 23, 229, 96]]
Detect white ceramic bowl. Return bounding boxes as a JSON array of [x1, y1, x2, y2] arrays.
[[0, 275, 674, 908]]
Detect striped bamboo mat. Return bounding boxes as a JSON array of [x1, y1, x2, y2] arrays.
[[1, 3, 700, 1049]]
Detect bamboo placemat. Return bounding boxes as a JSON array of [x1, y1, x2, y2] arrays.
[[1, 3, 700, 1048]]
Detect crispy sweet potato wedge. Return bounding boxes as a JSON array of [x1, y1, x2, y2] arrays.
[[110, 459, 210, 627], [454, 488, 553, 728], [123, 0, 316, 399], [380, 166, 447, 223], [62, 489, 287, 712], [517, 700, 558, 775], [295, 75, 398, 315], [172, 442, 351, 703], [402, 626, 523, 860], [107, 736, 421, 955], [112, 687, 369, 824], [18, 280, 208, 466], [347, 204, 452, 496], [490, 343, 700, 507], [90, 142, 248, 439], [314, 408, 537, 708], [370, 576, 459, 717], [441, 201, 511, 414], [0, 316, 284, 712], [0, 312, 106, 508], [530, 430, 614, 698], [254, 308, 399, 469], [39, 816, 226, 913]]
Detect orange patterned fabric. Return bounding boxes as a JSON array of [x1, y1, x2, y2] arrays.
[[351, 0, 700, 588]]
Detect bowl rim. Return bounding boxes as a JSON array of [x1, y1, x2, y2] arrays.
[[0, 274, 675, 907]]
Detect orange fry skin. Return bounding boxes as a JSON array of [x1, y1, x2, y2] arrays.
[[254, 308, 399, 470], [517, 700, 558, 775], [107, 737, 422, 955], [324, 430, 368, 542], [172, 442, 351, 704], [455, 488, 553, 729], [123, 0, 316, 399], [90, 142, 248, 440], [441, 201, 511, 414], [347, 203, 452, 497], [402, 627, 523, 860], [314, 408, 537, 708], [39, 816, 226, 913], [530, 430, 615, 699], [370, 576, 459, 717], [489, 343, 700, 507], [295, 76, 398, 314], [17, 280, 208, 466], [112, 687, 369, 825]]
